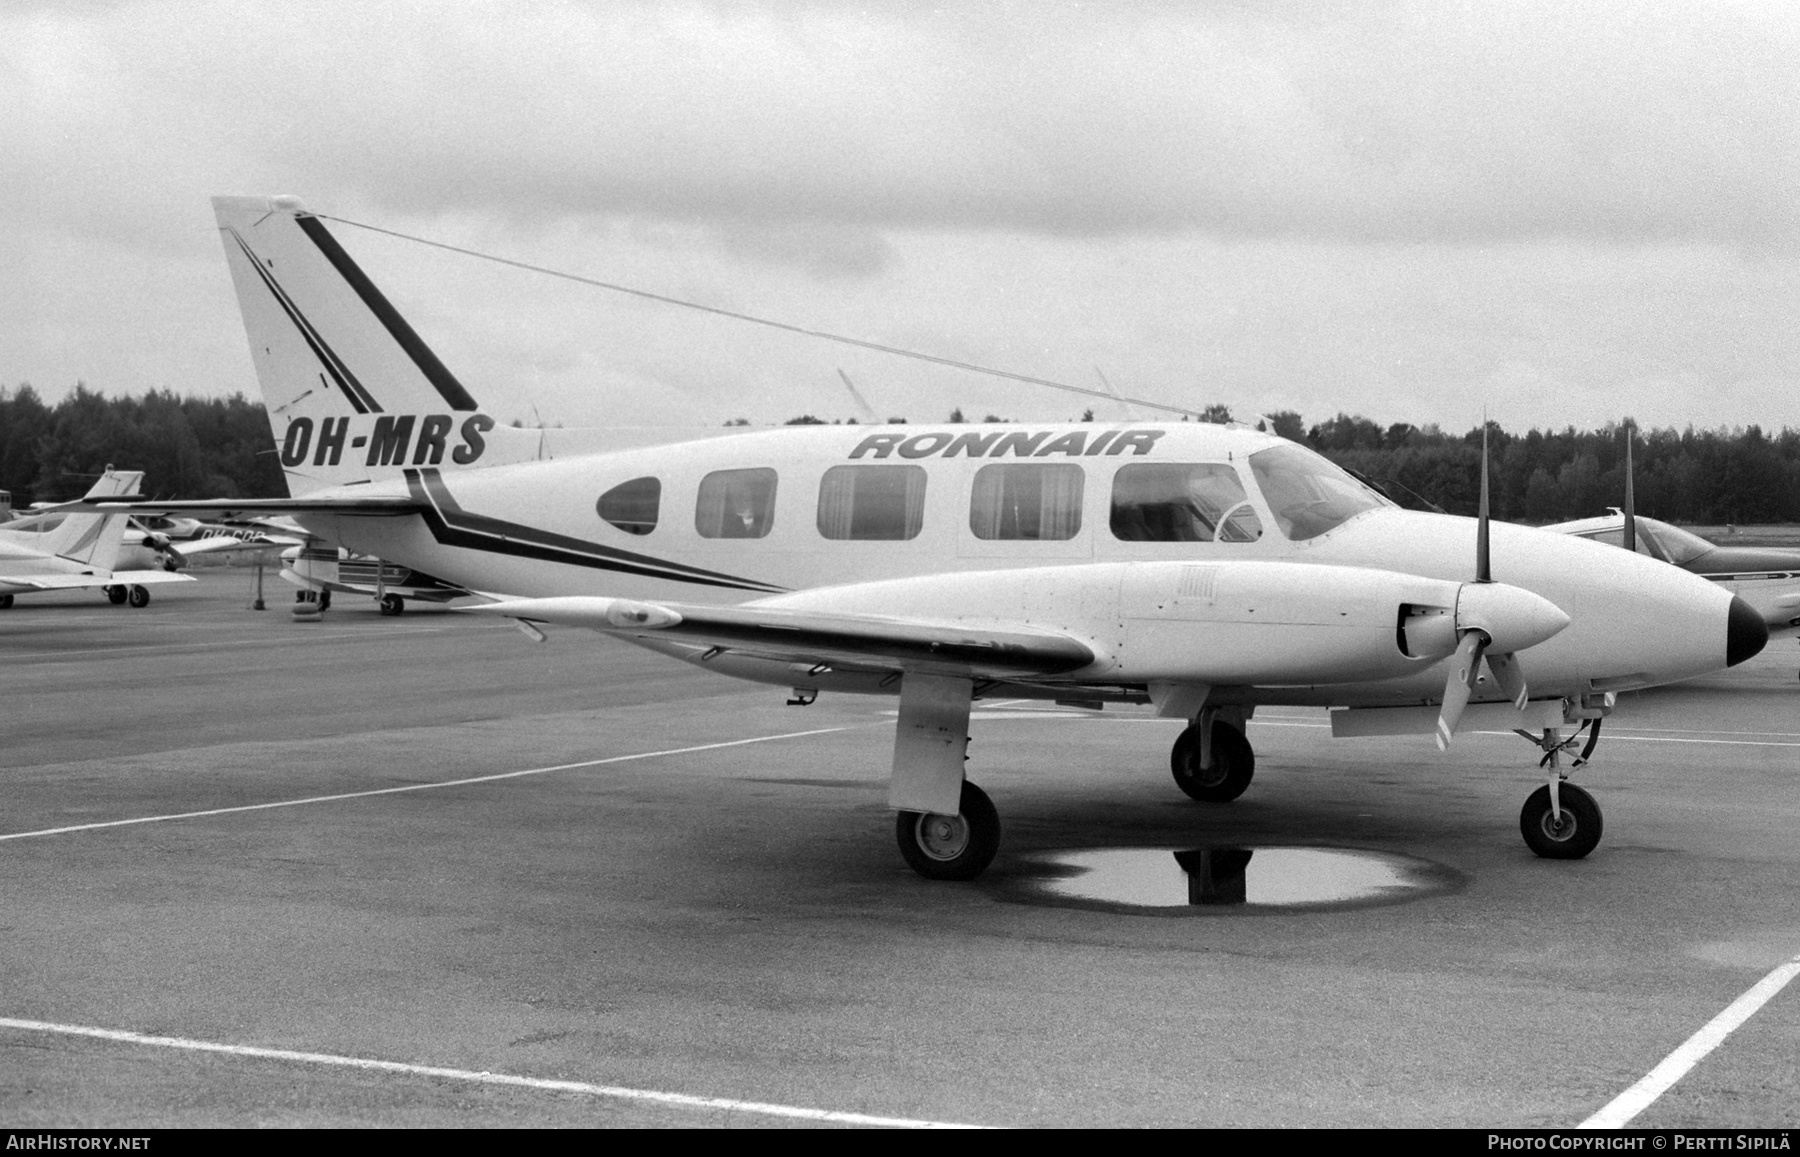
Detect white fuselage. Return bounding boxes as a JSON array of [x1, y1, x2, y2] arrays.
[[291, 422, 1743, 709]]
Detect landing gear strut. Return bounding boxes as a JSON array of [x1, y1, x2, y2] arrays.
[[1170, 716, 1255, 802], [1514, 720, 1604, 859], [895, 781, 1000, 881]]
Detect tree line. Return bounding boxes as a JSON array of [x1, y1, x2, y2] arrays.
[[1, 385, 283, 505], [3, 384, 1797, 524], [1285, 411, 1800, 525]]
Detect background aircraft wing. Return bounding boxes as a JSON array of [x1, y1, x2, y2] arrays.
[[1, 571, 195, 591], [171, 533, 306, 558], [465, 596, 1095, 679], [42, 497, 424, 518]]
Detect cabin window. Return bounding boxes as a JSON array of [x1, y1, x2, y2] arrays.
[[695, 468, 778, 539], [816, 465, 927, 541], [969, 463, 1084, 541], [596, 477, 661, 536], [1111, 464, 1262, 542], [1247, 444, 1385, 541]]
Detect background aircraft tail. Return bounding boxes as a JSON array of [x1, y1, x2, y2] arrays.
[[213, 196, 541, 495], [40, 471, 144, 570]]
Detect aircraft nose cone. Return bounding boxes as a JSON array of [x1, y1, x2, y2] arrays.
[[1726, 595, 1768, 667]]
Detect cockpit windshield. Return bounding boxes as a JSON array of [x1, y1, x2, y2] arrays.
[[1641, 518, 1715, 565], [1247, 444, 1389, 541]]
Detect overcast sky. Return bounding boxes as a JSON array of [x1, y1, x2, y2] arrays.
[[4, 1, 1797, 433]]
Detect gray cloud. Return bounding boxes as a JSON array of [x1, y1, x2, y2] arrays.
[[8, 2, 1796, 248]]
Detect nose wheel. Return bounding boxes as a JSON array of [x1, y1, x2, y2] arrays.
[[895, 781, 1000, 881], [1514, 721, 1605, 859], [1520, 782, 1602, 859]]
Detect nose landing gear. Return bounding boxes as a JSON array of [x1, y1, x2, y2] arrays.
[[1513, 719, 1605, 859]]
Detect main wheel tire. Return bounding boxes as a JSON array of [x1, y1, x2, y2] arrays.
[[0, 593, 13, 609], [1520, 783, 1603, 859], [379, 593, 404, 616], [126, 585, 150, 608], [105, 585, 128, 605], [318, 590, 331, 610], [895, 781, 1001, 881], [1170, 722, 1255, 802]]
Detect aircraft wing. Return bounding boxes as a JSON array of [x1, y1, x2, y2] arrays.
[[172, 533, 305, 558], [39, 497, 423, 518], [1, 571, 195, 591], [465, 596, 1095, 679]]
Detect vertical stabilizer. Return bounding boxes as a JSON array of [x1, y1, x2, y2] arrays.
[[213, 196, 533, 495], [41, 471, 143, 571]]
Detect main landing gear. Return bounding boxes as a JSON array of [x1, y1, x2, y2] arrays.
[[895, 782, 1001, 881], [103, 585, 149, 607], [378, 592, 405, 616], [1170, 718, 1255, 802]]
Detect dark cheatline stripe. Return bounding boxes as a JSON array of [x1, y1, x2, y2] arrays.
[[296, 215, 479, 413], [406, 470, 787, 594], [228, 229, 379, 415]]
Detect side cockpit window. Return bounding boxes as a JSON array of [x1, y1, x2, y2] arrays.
[[817, 465, 926, 540], [1110, 464, 1262, 542], [696, 468, 778, 539], [597, 477, 661, 536], [1247, 444, 1385, 541]]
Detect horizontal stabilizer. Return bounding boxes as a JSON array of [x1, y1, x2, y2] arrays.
[[464, 596, 1096, 678]]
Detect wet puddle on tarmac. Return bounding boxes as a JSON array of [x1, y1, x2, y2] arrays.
[[1008, 846, 1458, 913]]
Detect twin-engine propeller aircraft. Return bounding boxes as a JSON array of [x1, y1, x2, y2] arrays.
[[71, 196, 1768, 880], [1, 471, 194, 609]]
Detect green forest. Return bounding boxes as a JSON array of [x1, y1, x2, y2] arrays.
[[4, 384, 1799, 524]]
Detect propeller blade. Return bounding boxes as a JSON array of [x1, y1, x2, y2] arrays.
[[1475, 423, 1491, 584], [1485, 650, 1529, 709], [1435, 631, 1488, 751], [1622, 423, 1636, 554]]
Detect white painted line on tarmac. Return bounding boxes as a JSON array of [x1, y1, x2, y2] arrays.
[[0, 727, 854, 843], [1579, 954, 1800, 1129], [1596, 735, 1800, 749], [0, 1017, 982, 1129], [5, 623, 512, 662]]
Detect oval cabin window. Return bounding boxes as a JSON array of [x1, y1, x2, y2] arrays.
[[597, 477, 661, 536]]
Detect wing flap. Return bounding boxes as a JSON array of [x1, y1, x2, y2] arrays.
[[465, 596, 1095, 678]]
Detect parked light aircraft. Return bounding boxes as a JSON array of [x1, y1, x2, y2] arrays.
[[279, 541, 469, 616], [3, 510, 182, 575], [73, 196, 1770, 880], [140, 512, 466, 615], [1, 471, 193, 609]]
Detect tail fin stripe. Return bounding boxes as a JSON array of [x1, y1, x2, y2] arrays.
[[295, 214, 480, 413], [228, 229, 381, 415]]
